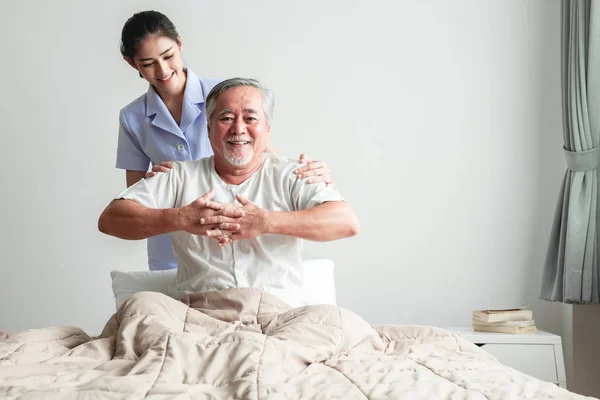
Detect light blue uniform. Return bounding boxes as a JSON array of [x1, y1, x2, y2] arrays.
[[116, 69, 221, 270]]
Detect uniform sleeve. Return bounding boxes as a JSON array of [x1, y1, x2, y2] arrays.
[[115, 109, 151, 171], [114, 164, 182, 209], [202, 77, 224, 94], [290, 173, 346, 211]]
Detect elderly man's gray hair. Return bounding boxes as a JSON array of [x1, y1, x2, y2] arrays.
[[205, 77, 275, 127]]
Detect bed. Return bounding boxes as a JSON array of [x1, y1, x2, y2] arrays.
[[0, 263, 592, 399]]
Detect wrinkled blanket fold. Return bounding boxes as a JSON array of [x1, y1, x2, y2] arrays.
[[0, 289, 591, 399]]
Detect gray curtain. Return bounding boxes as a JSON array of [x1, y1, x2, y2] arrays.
[[541, 0, 600, 304]]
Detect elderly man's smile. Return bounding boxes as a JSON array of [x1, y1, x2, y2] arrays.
[[227, 141, 252, 146], [226, 136, 253, 148]]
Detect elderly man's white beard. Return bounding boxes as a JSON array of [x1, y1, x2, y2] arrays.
[[223, 136, 254, 166]]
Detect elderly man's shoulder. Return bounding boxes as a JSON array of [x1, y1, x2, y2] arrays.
[[263, 153, 304, 175], [171, 157, 214, 170], [155, 157, 213, 179], [264, 153, 302, 168]]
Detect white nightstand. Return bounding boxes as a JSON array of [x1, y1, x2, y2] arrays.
[[446, 326, 567, 388]]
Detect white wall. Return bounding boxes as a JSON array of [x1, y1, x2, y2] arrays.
[[0, 0, 567, 358]]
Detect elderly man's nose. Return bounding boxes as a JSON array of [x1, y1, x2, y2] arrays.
[[231, 118, 247, 134]]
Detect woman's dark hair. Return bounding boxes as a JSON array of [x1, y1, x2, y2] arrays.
[[120, 10, 179, 59]]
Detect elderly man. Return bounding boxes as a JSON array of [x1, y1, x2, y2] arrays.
[[98, 78, 359, 306]]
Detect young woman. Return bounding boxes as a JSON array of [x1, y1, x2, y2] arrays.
[[117, 10, 333, 271]]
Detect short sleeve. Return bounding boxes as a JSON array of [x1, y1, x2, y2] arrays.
[[201, 77, 224, 95], [115, 164, 182, 209], [115, 109, 151, 171], [290, 178, 345, 211]]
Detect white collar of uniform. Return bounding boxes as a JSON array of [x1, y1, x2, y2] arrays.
[[145, 68, 206, 117]]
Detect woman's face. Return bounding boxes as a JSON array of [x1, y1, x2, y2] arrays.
[[126, 34, 185, 96]]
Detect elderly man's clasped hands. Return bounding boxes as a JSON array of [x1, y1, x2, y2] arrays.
[[178, 189, 270, 247]]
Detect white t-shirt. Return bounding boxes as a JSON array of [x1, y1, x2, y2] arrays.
[[115, 153, 344, 307]]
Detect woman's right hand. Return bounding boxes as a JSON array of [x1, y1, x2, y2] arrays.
[[178, 189, 244, 238], [145, 161, 174, 179]]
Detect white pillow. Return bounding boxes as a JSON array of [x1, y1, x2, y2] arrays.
[[110, 269, 176, 310], [299, 259, 336, 306], [110, 259, 337, 310]]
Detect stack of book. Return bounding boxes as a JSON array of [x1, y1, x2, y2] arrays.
[[472, 306, 536, 334]]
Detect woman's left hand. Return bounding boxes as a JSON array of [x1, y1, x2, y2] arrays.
[[293, 154, 334, 187], [145, 161, 174, 179]]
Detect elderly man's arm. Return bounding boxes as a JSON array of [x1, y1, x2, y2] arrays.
[[98, 190, 244, 240], [267, 201, 359, 241], [98, 199, 183, 240]]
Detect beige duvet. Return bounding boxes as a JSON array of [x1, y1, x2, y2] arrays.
[[0, 288, 593, 399]]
